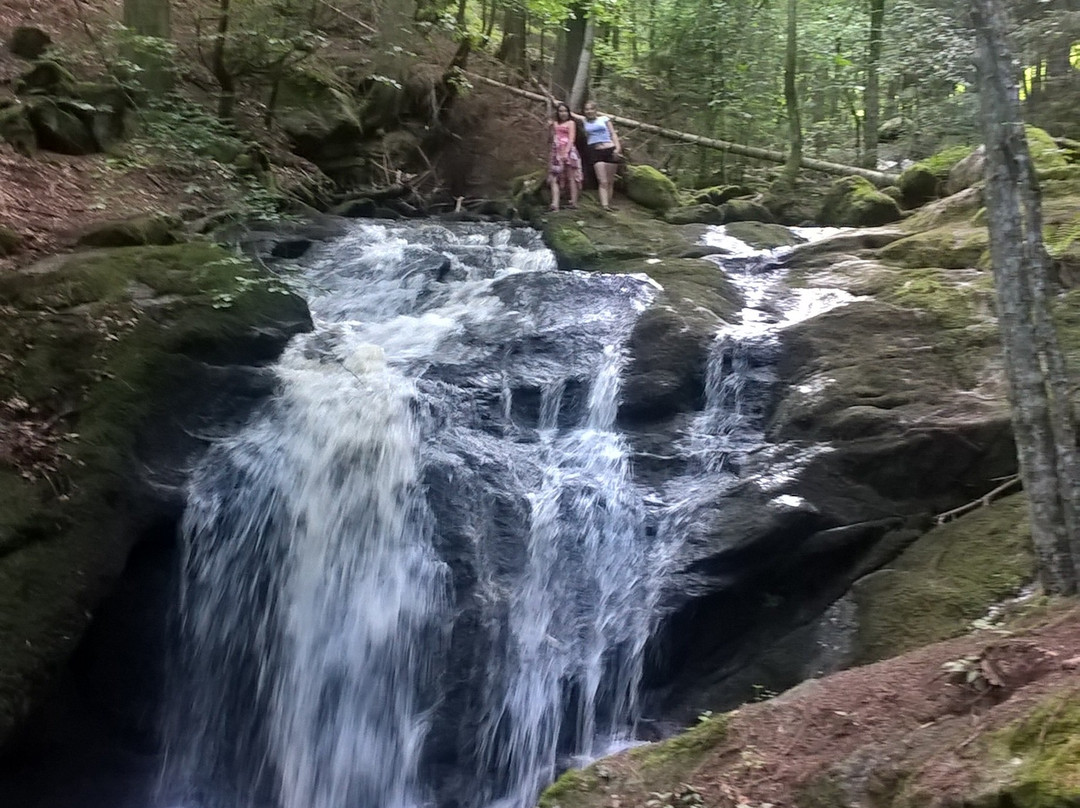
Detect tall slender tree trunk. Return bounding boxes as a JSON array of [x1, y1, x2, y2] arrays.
[[862, 0, 885, 168], [212, 0, 236, 121], [496, 4, 527, 70], [782, 0, 802, 182], [973, 0, 1080, 594], [569, 15, 596, 110], [122, 0, 172, 93]]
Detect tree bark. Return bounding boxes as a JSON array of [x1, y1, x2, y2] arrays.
[[973, 0, 1080, 594], [782, 0, 802, 182], [211, 0, 235, 121], [496, 4, 527, 70], [862, 0, 885, 168], [553, 4, 586, 99], [471, 74, 900, 185], [568, 15, 596, 111], [122, 0, 172, 93]]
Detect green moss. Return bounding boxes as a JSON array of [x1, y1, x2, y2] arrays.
[[879, 225, 989, 270], [850, 492, 1034, 664], [1052, 290, 1080, 360], [0, 242, 309, 744], [990, 693, 1080, 807], [877, 267, 991, 329], [820, 176, 902, 227], [537, 765, 602, 808], [544, 225, 599, 268], [628, 713, 730, 773], [1026, 125, 1068, 172], [916, 145, 975, 179], [623, 164, 679, 212]]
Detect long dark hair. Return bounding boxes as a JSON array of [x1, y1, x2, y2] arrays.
[[552, 102, 572, 122]]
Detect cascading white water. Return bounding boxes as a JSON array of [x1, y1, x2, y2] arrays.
[[166, 222, 661, 808]]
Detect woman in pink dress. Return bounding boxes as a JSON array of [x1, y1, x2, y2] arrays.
[[547, 101, 582, 212]]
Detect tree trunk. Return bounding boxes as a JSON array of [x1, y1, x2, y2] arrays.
[[122, 0, 172, 93], [862, 0, 885, 168], [782, 0, 802, 182], [212, 0, 236, 121], [973, 0, 1080, 594], [496, 4, 527, 70], [568, 15, 596, 111], [553, 4, 586, 99], [471, 74, 900, 185]]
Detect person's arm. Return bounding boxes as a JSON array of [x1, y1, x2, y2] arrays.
[[607, 118, 621, 154]]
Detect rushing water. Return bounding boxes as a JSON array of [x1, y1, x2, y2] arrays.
[[163, 221, 854, 808]]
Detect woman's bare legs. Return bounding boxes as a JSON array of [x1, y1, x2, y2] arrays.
[[569, 178, 580, 207], [548, 175, 561, 211], [595, 162, 616, 208]]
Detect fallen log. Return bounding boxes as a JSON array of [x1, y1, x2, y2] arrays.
[[470, 74, 901, 187]]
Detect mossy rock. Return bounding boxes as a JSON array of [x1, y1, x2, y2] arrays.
[[664, 203, 725, 225], [848, 492, 1034, 665], [0, 102, 38, 155], [0, 224, 22, 256], [544, 223, 599, 268], [274, 69, 363, 164], [723, 221, 802, 250], [986, 692, 1080, 808], [721, 198, 774, 224], [899, 145, 974, 207], [14, 59, 75, 95], [690, 185, 749, 205], [1026, 125, 1069, 172], [0, 243, 311, 744], [875, 267, 993, 328], [7, 26, 51, 60], [26, 98, 97, 155], [623, 164, 679, 212], [76, 213, 185, 248], [819, 176, 902, 227], [879, 223, 989, 270]]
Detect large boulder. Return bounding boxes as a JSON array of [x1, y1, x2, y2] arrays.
[[274, 70, 364, 166], [26, 98, 98, 155], [14, 59, 76, 96], [945, 144, 986, 195], [0, 243, 312, 747], [6, 26, 51, 60], [898, 145, 973, 207], [819, 176, 902, 227], [720, 198, 774, 223], [664, 204, 725, 225], [623, 164, 679, 212]]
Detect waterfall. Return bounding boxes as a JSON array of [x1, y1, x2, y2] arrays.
[[165, 223, 660, 808]]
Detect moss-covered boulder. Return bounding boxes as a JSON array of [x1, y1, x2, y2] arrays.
[[903, 144, 975, 204], [0, 224, 22, 256], [544, 223, 599, 268], [846, 493, 1033, 665], [819, 176, 902, 227], [623, 164, 678, 212], [879, 224, 989, 269], [274, 69, 363, 165], [26, 98, 97, 155], [14, 59, 76, 96], [76, 213, 185, 248], [7, 26, 51, 60], [720, 198, 774, 223], [0, 242, 311, 746], [945, 145, 987, 195], [1026, 125, 1069, 171], [723, 221, 803, 250], [664, 204, 725, 225], [690, 185, 750, 206], [0, 102, 36, 155]]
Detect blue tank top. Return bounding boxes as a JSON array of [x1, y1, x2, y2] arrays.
[[583, 116, 611, 145]]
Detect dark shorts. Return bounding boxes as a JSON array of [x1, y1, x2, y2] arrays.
[[589, 145, 618, 164]]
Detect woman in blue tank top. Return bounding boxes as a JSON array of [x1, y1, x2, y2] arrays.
[[582, 100, 622, 211]]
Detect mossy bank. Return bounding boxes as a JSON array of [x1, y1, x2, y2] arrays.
[[0, 241, 310, 745]]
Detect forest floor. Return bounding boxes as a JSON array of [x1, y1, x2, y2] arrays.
[[551, 600, 1080, 808], [0, 0, 546, 271]]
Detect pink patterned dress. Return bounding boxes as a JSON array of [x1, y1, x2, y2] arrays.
[[548, 120, 583, 187]]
